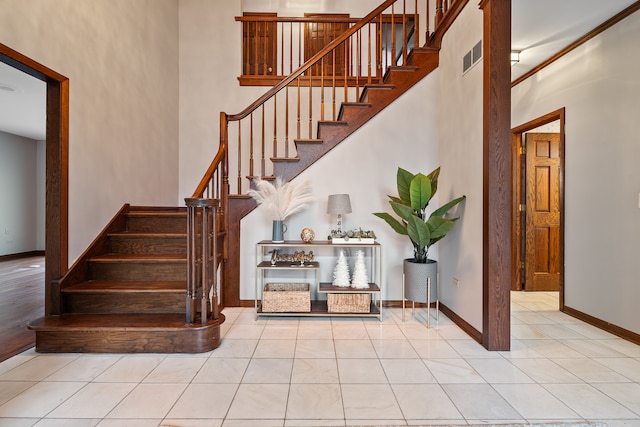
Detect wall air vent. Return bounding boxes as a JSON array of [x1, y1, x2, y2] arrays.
[[463, 40, 482, 75]]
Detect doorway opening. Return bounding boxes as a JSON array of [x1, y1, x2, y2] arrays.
[[0, 43, 69, 317], [511, 108, 565, 310]]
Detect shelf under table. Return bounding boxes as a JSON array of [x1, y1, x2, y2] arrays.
[[318, 282, 380, 293], [257, 300, 381, 317]]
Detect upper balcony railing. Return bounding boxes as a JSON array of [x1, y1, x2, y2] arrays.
[[236, 12, 417, 87]]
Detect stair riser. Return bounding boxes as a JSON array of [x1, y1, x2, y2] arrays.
[[89, 262, 186, 281], [110, 237, 187, 255], [338, 107, 371, 122], [126, 216, 186, 233], [63, 292, 185, 314], [33, 325, 222, 353]]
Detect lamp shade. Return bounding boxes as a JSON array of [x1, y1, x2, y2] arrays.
[[327, 194, 352, 214]]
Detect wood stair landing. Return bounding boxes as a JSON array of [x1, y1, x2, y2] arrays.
[[29, 205, 224, 353]]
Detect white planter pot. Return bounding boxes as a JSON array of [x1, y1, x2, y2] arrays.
[[403, 259, 438, 303]]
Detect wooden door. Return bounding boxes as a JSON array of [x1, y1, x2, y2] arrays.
[[525, 133, 561, 291], [242, 13, 277, 76], [304, 14, 350, 76]]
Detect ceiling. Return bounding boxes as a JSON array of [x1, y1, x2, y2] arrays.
[[0, 0, 637, 142]]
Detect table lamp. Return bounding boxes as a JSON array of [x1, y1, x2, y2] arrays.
[[327, 194, 352, 233]]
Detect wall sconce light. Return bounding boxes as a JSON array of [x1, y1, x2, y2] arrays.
[[510, 50, 520, 66], [327, 194, 352, 233]]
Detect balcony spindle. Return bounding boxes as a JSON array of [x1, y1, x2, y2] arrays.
[[273, 94, 278, 158], [308, 70, 313, 138], [403, 0, 407, 65], [332, 50, 337, 120], [249, 113, 254, 180], [321, 57, 325, 121], [261, 104, 265, 177], [237, 121, 242, 192], [285, 87, 290, 157], [391, 4, 396, 68], [415, 0, 419, 48]]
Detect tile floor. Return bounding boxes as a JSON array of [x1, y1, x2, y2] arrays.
[[1, 292, 640, 427]]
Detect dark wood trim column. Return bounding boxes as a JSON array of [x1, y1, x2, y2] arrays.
[[45, 78, 69, 315], [479, 0, 511, 350], [0, 43, 69, 316]]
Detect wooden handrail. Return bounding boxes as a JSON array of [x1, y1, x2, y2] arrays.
[[236, 16, 361, 23], [192, 112, 228, 198], [229, 0, 397, 122]]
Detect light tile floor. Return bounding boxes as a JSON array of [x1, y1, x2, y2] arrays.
[[1, 292, 640, 426]]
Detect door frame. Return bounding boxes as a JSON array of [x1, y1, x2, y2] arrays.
[[511, 108, 565, 308], [0, 43, 69, 316]]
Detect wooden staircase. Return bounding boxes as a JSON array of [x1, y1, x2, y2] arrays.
[[29, 0, 465, 353], [29, 205, 224, 353]]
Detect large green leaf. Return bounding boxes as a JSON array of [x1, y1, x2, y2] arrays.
[[409, 173, 432, 212], [396, 168, 414, 205], [389, 200, 414, 222], [407, 215, 431, 248], [373, 212, 408, 235], [427, 167, 440, 197], [430, 195, 466, 218], [427, 216, 458, 240]]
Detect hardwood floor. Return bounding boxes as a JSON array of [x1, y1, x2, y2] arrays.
[[0, 255, 44, 362]]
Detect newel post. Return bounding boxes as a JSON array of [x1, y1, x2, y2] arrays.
[[184, 197, 220, 325]]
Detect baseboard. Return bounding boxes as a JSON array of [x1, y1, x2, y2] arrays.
[[0, 250, 45, 261], [238, 298, 483, 344], [438, 302, 483, 343], [563, 305, 640, 346]]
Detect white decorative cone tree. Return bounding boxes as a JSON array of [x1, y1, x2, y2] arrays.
[[332, 250, 351, 287], [351, 250, 369, 289]]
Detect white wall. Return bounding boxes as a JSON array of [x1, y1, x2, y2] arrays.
[[436, 3, 484, 331], [0, 131, 40, 255], [0, 0, 180, 262], [512, 11, 640, 334], [178, 0, 263, 201]]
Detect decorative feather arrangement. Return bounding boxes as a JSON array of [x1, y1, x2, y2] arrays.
[[248, 177, 314, 220]]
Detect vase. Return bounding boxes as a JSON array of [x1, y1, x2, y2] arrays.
[[272, 220, 287, 243], [403, 258, 438, 303]]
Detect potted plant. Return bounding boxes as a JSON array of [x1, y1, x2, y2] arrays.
[[374, 167, 465, 304]]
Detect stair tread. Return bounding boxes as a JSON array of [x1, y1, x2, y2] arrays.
[[89, 254, 186, 262], [341, 102, 372, 108], [271, 156, 300, 162], [294, 138, 324, 144], [29, 313, 208, 330], [108, 232, 186, 237], [317, 120, 348, 126], [363, 83, 395, 89], [388, 65, 419, 72], [64, 280, 185, 293], [127, 208, 186, 216]]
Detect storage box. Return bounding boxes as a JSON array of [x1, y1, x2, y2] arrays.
[[327, 293, 371, 313], [262, 283, 311, 313]]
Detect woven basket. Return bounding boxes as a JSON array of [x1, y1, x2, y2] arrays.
[[262, 283, 311, 313], [327, 293, 370, 313]]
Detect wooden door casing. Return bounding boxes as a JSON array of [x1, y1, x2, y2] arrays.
[[525, 133, 561, 291]]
